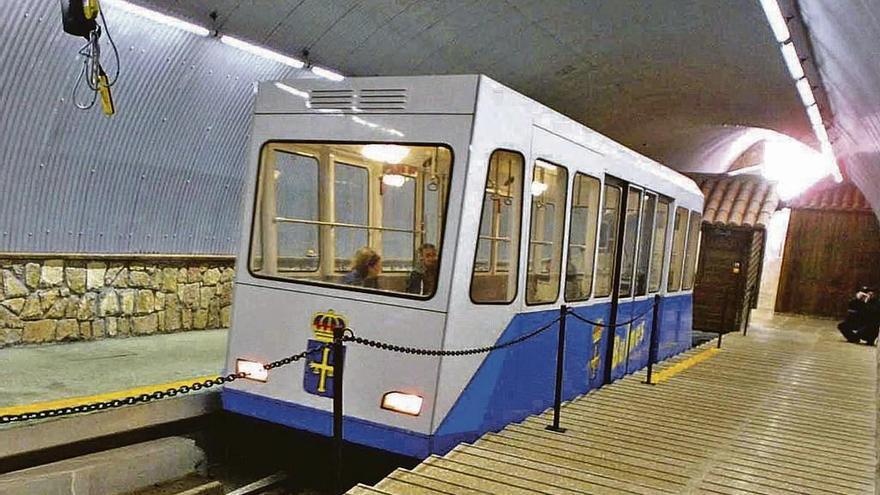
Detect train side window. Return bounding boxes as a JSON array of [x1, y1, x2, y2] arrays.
[[335, 162, 369, 271], [470, 150, 524, 304], [619, 187, 644, 298], [276, 151, 320, 272], [681, 211, 702, 290], [633, 192, 657, 296], [250, 142, 453, 299], [526, 160, 568, 305], [648, 198, 671, 292], [594, 185, 622, 298], [667, 206, 689, 292], [564, 173, 601, 302], [381, 174, 416, 272]]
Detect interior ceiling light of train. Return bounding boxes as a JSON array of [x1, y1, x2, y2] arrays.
[[758, 0, 843, 183]]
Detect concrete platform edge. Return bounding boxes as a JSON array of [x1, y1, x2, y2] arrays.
[[0, 391, 220, 461], [0, 437, 205, 495]]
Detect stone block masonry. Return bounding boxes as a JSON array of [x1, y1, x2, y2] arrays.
[[0, 254, 235, 347]]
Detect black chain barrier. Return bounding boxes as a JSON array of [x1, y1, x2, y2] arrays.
[[343, 317, 561, 356], [2, 300, 657, 425], [0, 343, 332, 425], [566, 302, 655, 328]]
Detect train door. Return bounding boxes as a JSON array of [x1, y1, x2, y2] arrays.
[[610, 183, 645, 381], [528, 127, 604, 397]]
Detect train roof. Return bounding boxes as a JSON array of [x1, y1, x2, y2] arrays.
[[257, 74, 703, 199]]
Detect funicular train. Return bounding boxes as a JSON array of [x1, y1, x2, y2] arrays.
[[224, 75, 704, 458]]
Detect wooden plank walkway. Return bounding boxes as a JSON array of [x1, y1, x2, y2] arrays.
[[349, 312, 877, 494]]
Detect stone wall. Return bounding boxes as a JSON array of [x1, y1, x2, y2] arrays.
[[0, 255, 235, 347]]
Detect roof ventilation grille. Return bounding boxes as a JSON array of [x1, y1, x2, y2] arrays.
[[357, 88, 407, 111], [309, 89, 354, 110]]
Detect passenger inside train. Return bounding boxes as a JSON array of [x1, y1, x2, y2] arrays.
[[250, 142, 452, 297], [341, 247, 382, 288], [406, 244, 438, 295]]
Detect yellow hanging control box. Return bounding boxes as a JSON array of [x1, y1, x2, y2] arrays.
[[83, 0, 100, 20], [98, 73, 115, 116]]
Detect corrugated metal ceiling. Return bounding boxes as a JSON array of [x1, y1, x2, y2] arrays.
[[2, 0, 876, 255], [0, 0, 307, 254]]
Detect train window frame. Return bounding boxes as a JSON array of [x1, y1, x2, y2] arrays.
[[525, 159, 569, 306], [333, 160, 371, 272], [648, 196, 672, 293], [633, 191, 658, 297], [681, 210, 702, 290], [667, 205, 689, 292], [247, 140, 456, 302], [618, 185, 644, 299], [594, 183, 623, 299], [469, 149, 526, 305], [268, 149, 321, 273], [564, 172, 602, 303]]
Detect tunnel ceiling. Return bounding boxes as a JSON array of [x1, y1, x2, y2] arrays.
[[141, 0, 879, 211], [141, 0, 812, 169], [2, 1, 877, 255]]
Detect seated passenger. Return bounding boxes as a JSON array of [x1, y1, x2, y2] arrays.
[[407, 244, 438, 295], [342, 247, 382, 288]]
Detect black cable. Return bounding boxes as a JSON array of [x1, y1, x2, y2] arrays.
[[98, 9, 120, 86]]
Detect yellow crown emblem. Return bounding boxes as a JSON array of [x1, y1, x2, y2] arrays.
[[311, 310, 347, 343]]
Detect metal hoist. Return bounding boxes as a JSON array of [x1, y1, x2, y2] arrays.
[[60, 0, 120, 116]]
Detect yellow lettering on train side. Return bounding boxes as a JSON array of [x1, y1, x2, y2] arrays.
[[589, 320, 604, 379], [612, 321, 648, 370]]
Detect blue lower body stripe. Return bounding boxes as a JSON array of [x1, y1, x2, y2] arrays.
[[222, 294, 693, 457]]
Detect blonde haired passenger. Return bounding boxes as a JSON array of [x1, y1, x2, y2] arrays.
[[341, 246, 382, 288]]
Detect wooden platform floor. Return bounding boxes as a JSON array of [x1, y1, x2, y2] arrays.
[[349, 311, 877, 494]]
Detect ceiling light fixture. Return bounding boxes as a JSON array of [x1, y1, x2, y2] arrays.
[[362, 144, 410, 164], [221, 36, 305, 68], [758, 0, 842, 183], [530, 181, 548, 196], [780, 42, 805, 80], [806, 104, 822, 127], [757, 0, 791, 42], [102, 0, 211, 36], [795, 78, 815, 106], [382, 174, 407, 187]]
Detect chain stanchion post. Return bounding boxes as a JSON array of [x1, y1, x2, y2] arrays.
[[645, 295, 661, 385], [546, 304, 567, 433], [332, 326, 346, 493]]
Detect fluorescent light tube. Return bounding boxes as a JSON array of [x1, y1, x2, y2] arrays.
[[781, 42, 805, 80], [806, 104, 822, 127], [311, 66, 345, 81], [758, 0, 791, 42], [221, 36, 305, 68], [796, 78, 815, 106], [102, 0, 210, 36]]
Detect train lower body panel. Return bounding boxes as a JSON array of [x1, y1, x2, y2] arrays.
[[222, 293, 693, 457]]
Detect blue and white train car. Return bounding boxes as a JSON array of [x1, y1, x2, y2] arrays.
[[223, 75, 704, 458]]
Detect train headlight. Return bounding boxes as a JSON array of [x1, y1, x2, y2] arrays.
[[381, 392, 423, 416], [236, 359, 269, 382]]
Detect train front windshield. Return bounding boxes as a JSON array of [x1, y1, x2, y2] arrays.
[[249, 142, 453, 299]]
